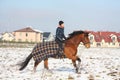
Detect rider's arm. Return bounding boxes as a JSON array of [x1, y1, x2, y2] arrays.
[[62, 28, 66, 40], [62, 34, 66, 40]]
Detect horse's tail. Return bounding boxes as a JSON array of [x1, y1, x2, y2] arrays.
[[19, 53, 32, 70]]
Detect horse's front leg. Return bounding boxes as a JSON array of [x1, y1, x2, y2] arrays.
[[72, 56, 81, 73], [76, 57, 81, 73], [72, 60, 77, 72]]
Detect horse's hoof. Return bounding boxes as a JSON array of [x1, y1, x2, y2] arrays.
[[76, 68, 81, 74], [32, 70, 36, 74], [77, 72, 81, 74], [33, 67, 36, 73], [76, 68, 78, 73], [43, 69, 53, 77], [44, 69, 53, 74], [48, 70, 53, 74]]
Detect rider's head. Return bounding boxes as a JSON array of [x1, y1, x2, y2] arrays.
[[59, 21, 64, 28]]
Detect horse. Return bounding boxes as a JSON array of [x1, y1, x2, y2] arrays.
[[19, 30, 90, 73]]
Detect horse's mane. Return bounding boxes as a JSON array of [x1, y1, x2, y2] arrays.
[[66, 30, 85, 40]]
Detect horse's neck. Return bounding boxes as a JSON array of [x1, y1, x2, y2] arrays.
[[66, 35, 82, 48]]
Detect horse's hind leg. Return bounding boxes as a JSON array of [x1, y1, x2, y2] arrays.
[[44, 59, 49, 69], [44, 59, 53, 73], [33, 61, 41, 72]]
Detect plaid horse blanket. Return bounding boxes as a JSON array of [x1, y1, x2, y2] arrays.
[[32, 41, 65, 62]]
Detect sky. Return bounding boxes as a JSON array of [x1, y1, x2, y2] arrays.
[[0, 0, 120, 34]]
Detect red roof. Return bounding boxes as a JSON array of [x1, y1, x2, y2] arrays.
[[89, 31, 120, 42], [116, 33, 120, 42], [90, 31, 102, 42], [14, 27, 42, 33], [98, 31, 113, 42]]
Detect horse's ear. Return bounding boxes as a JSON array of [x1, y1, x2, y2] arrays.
[[84, 32, 89, 37]]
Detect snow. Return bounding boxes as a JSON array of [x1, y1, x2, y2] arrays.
[[0, 47, 120, 80]]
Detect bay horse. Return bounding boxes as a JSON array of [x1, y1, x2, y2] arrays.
[[19, 30, 90, 73]]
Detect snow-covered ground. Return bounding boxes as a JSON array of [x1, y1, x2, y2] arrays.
[[0, 47, 120, 80]]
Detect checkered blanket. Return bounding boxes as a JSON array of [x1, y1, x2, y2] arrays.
[[32, 41, 65, 62]]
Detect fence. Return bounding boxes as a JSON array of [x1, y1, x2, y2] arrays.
[[0, 41, 36, 48]]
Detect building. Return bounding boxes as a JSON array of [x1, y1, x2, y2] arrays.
[[89, 31, 101, 47], [1, 32, 15, 41], [43, 32, 54, 42], [116, 32, 120, 46], [0, 33, 2, 41], [89, 31, 120, 47], [13, 27, 43, 43]]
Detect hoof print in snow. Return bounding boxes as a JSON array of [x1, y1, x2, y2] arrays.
[[95, 75, 100, 78], [107, 72, 117, 76], [68, 75, 74, 80], [88, 75, 94, 80]]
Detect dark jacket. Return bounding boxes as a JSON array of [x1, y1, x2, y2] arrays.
[[55, 27, 66, 42]]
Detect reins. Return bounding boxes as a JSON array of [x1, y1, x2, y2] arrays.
[[83, 42, 90, 45]]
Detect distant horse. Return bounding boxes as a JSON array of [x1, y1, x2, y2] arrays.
[[19, 30, 90, 73]]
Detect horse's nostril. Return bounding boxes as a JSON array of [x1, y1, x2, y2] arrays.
[[88, 45, 90, 48], [85, 44, 90, 48]]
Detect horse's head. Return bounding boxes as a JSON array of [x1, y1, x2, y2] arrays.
[[66, 30, 90, 48], [81, 32, 90, 48]]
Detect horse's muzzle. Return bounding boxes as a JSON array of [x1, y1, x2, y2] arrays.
[[85, 43, 90, 48]]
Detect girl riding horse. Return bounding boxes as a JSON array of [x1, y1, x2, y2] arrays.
[[19, 30, 90, 73]]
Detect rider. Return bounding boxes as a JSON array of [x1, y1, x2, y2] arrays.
[[55, 21, 66, 53]]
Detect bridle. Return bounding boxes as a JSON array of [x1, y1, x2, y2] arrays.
[[82, 34, 90, 45]]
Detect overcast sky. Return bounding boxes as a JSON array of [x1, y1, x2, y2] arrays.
[[0, 0, 120, 34]]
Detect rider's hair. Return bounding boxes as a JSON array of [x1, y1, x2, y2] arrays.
[[59, 21, 64, 25]]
